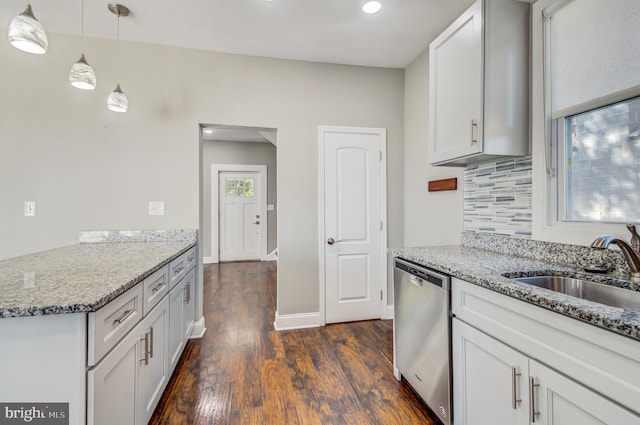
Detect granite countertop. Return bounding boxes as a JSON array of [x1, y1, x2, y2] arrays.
[[390, 245, 640, 342], [0, 240, 196, 318]]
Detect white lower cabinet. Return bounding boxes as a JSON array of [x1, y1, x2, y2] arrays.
[[87, 325, 138, 425], [137, 296, 170, 425], [88, 296, 170, 425], [169, 268, 196, 371], [453, 319, 528, 425], [453, 317, 640, 425], [531, 360, 639, 425]]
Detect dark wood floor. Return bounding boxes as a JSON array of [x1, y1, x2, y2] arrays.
[[149, 261, 437, 424]]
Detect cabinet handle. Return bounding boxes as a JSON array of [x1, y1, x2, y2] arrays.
[[184, 283, 191, 303], [173, 265, 184, 275], [529, 376, 540, 422], [113, 308, 135, 326], [148, 326, 154, 359], [511, 367, 521, 409], [139, 332, 150, 365], [151, 281, 165, 293], [470, 119, 478, 145]]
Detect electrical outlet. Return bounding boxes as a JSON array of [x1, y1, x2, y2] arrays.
[[24, 201, 36, 216], [149, 201, 165, 216]]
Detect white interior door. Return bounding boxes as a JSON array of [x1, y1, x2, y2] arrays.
[[219, 171, 262, 262], [321, 127, 386, 324]]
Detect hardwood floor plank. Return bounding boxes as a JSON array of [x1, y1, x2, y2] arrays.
[[148, 261, 438, 425]]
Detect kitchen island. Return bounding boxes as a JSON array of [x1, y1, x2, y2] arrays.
[[0, 230, 199, 425]]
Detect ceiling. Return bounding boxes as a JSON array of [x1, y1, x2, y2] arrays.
[[1, 0, 476, 69]]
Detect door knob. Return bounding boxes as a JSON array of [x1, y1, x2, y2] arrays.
[[327, 238, 335, 245]]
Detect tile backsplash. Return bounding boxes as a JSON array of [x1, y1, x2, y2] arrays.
[[464, 157, 532, 237]]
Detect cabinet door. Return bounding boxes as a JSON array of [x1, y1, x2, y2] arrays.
[[168, 280, 186, 371], [453, 319, 529, 425], [137, 297, 170, 425], [428, 0, 483, 164], [87, 327, 138, 425], [530, 360, 640, 425], [183, 268, 196, 339]]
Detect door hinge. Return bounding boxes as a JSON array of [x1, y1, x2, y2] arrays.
[[380, 221, 383, 231], [381, 290, 383, 300], [379, 151, 383, 161]]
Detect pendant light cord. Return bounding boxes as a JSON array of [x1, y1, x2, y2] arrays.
[[80, 0, 85, 52], [116, 14, 120, 81]]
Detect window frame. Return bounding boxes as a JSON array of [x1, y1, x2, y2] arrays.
[[531, 0, 634, 246]]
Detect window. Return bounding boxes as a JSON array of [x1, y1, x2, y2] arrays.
[[558, 96, 640, 223], [224, 178, 255, 198], [531, 0, 640, 245]]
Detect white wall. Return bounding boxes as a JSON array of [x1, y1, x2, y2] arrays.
[[403, 48, 464, 246], [0, 33, 404, 316], [202, 140, 277, 258]]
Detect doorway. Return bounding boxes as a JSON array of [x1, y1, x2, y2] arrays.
[[201, 125, 277, 264]]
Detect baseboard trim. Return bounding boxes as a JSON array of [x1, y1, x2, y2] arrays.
[[274, 311, 321, 331], [264, 248, 278, 261], [383, 305, 394, 320], [203, 257, 217, 264], [189, 317, 207, 339]]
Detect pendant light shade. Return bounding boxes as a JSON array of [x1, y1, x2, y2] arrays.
[[70, 54, 97, 90], [107, 83, 128, 112], [107, 4, 129, 113], [8, 4, 48, 54], [69, 0, 96, 90]]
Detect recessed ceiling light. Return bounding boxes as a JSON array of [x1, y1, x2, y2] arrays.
[[362, 1, 382, 14]]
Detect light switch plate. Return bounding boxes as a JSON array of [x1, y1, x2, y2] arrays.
[[149, 201, 165, 216], [24, 201, 36, 216]]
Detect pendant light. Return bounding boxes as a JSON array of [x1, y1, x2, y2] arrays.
[[7, 3, 48, 54], [107, 4, 129, 113], [69, 0, 96, 90]]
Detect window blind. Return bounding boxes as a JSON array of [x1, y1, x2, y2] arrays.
[[547, 0, 640, 118]]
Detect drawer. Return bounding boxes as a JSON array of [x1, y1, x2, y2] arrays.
[[169, 247, 196, 289], [88, 283, 144, 366], [142, 266, 169, 316]]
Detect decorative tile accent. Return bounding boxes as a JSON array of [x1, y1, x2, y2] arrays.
[[79, 229, 197, 243], [464, 157, 532, 237], [462, 231, 629, 274]]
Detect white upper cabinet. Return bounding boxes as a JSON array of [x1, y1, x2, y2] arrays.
[[428, 0, 530, 166]]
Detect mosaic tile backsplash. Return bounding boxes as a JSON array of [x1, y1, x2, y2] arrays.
[[464, 156, 532, 237]]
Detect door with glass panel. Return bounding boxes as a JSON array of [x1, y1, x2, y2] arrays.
[[219, 172, 262, 261]]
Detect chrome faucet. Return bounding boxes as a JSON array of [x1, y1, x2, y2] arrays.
[[591, 235, 640, 282]]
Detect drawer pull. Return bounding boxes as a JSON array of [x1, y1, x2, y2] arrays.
[[139, 331, 150, 365], [529, 376, 540, 422], [187, 255, 194, 263], [173, 265, 184, 275], [151, 281, 166, 293], [113, 308, 135, 326], [511, 366, 521, 409]]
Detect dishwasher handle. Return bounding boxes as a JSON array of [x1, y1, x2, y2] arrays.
[[408, 275, 424, 287]]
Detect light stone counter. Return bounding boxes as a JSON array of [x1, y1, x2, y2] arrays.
[[0, 236, 196, 318], [390, 244, 640, 341]]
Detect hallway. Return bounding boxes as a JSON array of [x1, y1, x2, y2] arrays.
[[149, 261, 437, 424]]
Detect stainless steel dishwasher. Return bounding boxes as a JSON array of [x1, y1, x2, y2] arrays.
[[394, 257, 452, 425]]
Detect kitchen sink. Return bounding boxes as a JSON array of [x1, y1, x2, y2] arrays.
[[512, 275, 640, 312]]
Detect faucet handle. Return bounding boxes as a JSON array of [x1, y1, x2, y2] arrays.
[[626, 224, 640, 252]]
